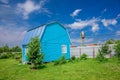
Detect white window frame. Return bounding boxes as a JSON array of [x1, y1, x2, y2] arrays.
[[62, 45, 67, 54]]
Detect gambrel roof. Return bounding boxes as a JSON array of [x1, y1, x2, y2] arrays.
[[22, 21, 71, 46]]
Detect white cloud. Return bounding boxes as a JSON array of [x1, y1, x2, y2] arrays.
[[71, 38, 80, 44], [71, 38, 94, 46], [70, 9, 82, 17], [0, 22, 28, 47], [101, 19, 117, 27], [67, 18, 99, 32], [0, 0, 9, 4], [92, 23, 99, 32], [116, 31, 120, 36], [16, 0, 47, 19], [85, 38, 94, 43]]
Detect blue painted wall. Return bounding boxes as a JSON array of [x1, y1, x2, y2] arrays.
[[22, 45, 28, 63], [22, 22, 71, 63], [41, 23, 71, 62]]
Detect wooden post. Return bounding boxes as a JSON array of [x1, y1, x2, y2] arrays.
[[80, 48, 81, 57], [93, 48, 95, 58]]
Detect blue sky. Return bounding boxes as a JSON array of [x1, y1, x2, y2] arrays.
[[0, 0, 120, 46]]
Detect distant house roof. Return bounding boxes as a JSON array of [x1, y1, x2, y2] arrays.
[[88, 44, 95, 46], [70, 46, 77, 48], [22, 21, 69, 46]]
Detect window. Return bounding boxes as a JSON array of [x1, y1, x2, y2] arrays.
[[62, 45, 67, 54]]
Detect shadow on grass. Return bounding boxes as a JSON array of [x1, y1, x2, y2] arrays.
[[29, 64, 46, 70], [38, 65, 46, 69], [0, 77, 8, 80]]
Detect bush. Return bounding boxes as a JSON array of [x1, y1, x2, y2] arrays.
[[14, 53, 22, 63], [69, 56, 77, 62], [80, 54, 88, 60], [96, 44, 110, 62], [54, 55, 66, 65], [114, 40, 120, 60], [14, 53, 22, 59], [71, 56, 76, 61], [0, 53, 9, 59], [96, 50, 107, 62], [0, 52, 13, 59]]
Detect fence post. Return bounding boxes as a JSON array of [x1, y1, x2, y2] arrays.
[[93, 48, 95, 58], [80, 48, 81, 57]]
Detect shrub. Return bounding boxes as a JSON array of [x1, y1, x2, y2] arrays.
[[14, 53, 22, 59], [96, 44, 110, 62], [114, 40, 120, 60], [0, 53, 9, 59], [8, 52, 15, 58], [54, 55, 66, 65], [54, 59, 60, 65], [71, 56, 76, 61], [100, 44, 111, 55], [80, 53, 88, 60], [96, 50, 107, 62], [0, 52, 13, 59], [14, 53, 22, 63]]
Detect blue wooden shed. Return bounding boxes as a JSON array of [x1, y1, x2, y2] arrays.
[[22, 21, 71, 63]]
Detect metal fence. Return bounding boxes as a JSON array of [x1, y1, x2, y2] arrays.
[[70, 44, 115, 58]]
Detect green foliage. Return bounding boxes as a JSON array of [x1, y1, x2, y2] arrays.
[[0, 52, 22, 63], [106, 39, 115, 44], [96, 50, 107, 62], [114, 40, 120, 60], [0, 44, 9, 53], [80, 53, 88, 60], [0, 45, 21, 53], [101, 44, 111, 55], [70, 56, 76, 61], [0, 52, 13, 59], [0, 53, 9, 59], [115, 40, 120, 44], [0, 47, 3, 53], [96, 44, 110, 62], [11, 46, 21, 52], [54, 55, 66, 65], [27, 36, 43, 69], [14, 53, 22, 63], [3, 44, 9, 52]]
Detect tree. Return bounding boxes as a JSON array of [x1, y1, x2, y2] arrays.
[[100, 44, 111, 55], [27, 36, 43, 69], [96, 44, 111, 62], [12, 46, 21, 52], [3, 44, 9, 52], [114, 40, 120, 60], [115, 40, 120, 44], [0, 47, 3, 53], [106, 39, 115, 44]]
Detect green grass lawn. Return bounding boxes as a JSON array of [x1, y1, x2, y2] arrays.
[[0, 58, 120, 80]]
